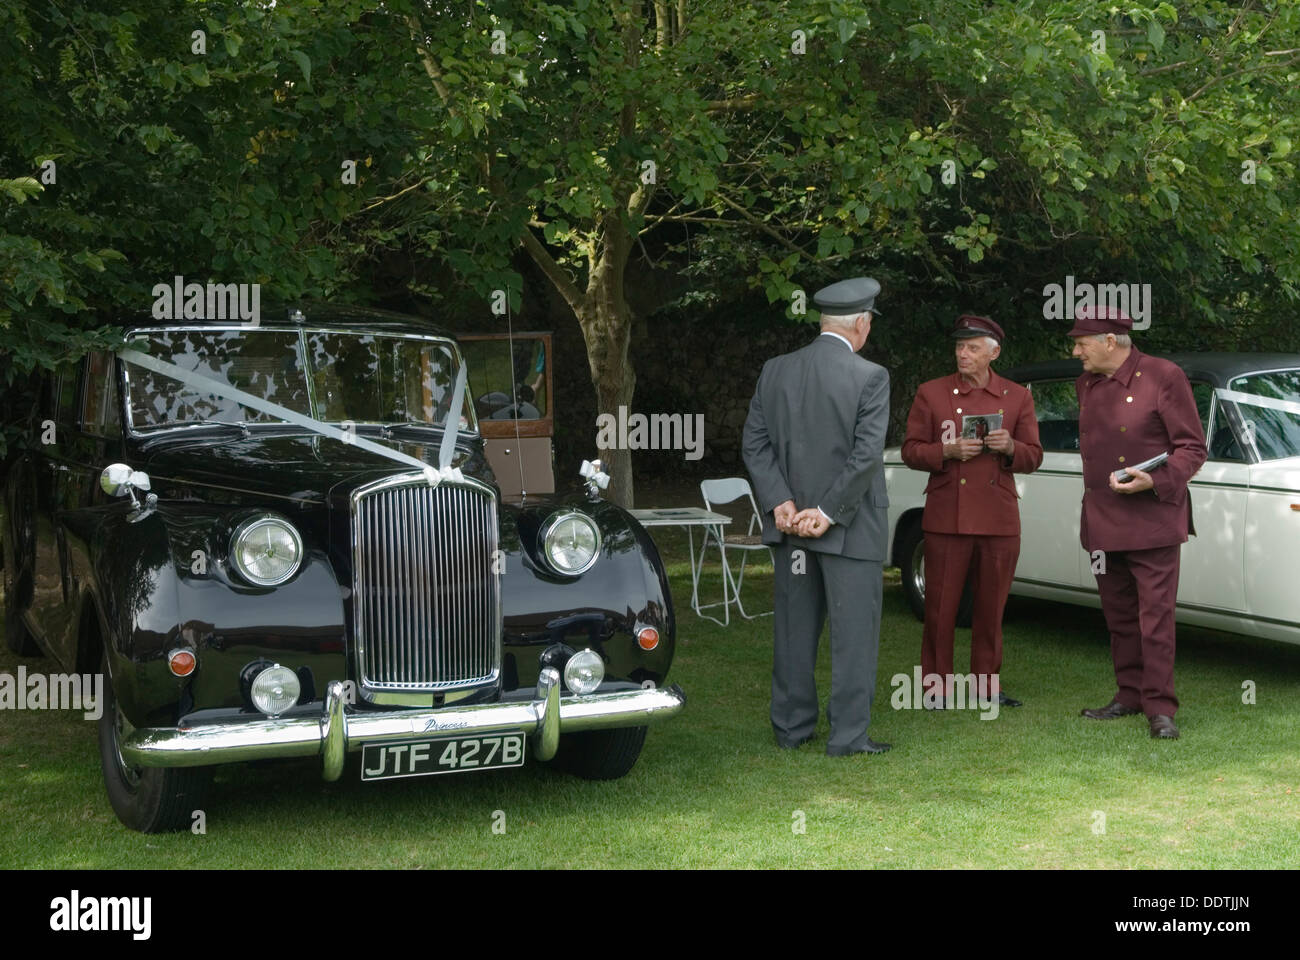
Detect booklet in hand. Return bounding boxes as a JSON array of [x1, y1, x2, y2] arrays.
[[961, 413, 1002, 441], [1114, 451, 1169, 483]]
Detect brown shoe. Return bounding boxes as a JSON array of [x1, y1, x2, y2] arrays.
[[1080, 698, 1141, 720], [1149, 715, 1180, 739]]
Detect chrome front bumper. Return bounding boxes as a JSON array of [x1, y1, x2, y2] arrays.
[[119, 669, 686, 781]]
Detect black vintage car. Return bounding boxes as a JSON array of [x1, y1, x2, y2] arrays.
[[1, 305, 684, 832]]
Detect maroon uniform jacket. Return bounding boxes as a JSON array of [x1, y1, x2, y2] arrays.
[[1076, 348, 1208, 553], [902, 370, 1043, 535]]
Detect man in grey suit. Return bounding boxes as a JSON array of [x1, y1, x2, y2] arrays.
[[742, 277, 892, 756]]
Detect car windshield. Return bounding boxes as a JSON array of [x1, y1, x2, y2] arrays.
[[124, 327, 474, 433], [1221, 369, 1300, 461]]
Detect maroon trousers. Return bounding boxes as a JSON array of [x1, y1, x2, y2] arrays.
[[921, 532, 1020, 695], [1092, 543, 1181, 717]]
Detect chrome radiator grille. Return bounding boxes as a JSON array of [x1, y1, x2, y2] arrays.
[[352, 476, 501, 692]]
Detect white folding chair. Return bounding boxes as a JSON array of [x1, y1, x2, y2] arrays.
[[696, 478, 774, 625]]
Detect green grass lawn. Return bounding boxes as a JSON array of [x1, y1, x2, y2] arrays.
[[1, 524, 1297, 869]]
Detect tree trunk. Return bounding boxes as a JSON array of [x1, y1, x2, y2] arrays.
[[517, 209, 640, 508], [576, 252, 637, 508], [516, 2, 647, 508]]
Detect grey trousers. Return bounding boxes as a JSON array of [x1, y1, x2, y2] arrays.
[[771, 541, 882, 751]]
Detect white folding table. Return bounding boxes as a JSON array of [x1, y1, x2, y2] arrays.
[[629, 507, 731, 619]]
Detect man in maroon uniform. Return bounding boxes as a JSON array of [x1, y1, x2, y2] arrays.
[[1071, 307, 1207, 739], [902, 315, 1043, 707]]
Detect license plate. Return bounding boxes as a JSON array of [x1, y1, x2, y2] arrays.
[[360, 733, 526, 781]]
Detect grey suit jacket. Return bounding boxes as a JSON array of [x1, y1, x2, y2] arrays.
[[742, 335, 890, 561]]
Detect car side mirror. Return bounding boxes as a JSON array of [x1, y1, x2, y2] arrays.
[[100, 463, 154, 510]]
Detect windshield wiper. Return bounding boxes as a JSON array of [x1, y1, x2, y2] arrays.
[[380, 421, 443, 438], [188, 418, 251, 437]]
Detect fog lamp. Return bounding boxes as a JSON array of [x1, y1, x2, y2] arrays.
[[563, 648, 605, 695], [250, 664, 301, 716]]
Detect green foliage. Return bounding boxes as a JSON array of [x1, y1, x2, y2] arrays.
[[672, 2, 1299, 345], [0, 0, 430, 456], [0, 1, 420, 373], [3, 0, 1298, 462]]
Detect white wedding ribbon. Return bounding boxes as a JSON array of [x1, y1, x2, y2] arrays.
[[1214, 387, 1300, 417], [119, 348, 467, 484]]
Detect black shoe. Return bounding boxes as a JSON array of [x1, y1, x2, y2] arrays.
[[998, 692, 1023, 707], [1081, 698, 1141, 720], [775, 733, 814, 749], [1149, 714, 1180, 739], [827, 738, 891, 756]]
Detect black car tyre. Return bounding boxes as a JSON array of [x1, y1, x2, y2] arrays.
[[550, 725, 647, 780], [97, 651, 211, 833], [2, 535, 40, 657], [898, 517, 973, 628]]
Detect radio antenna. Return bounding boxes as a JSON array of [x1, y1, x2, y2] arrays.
[[506, 290, 526, 502]]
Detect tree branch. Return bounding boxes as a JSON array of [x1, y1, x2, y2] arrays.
[[713, 190, 812, 258], [704, 94, 762, 113], [1139, 58, 1204, 77], [1186, 56, 1300, 102], [360, 177, 433, 212], [405, 15, 457, 115], [520, 226, 586, 316], [654, 1, 670, 50], [642, 214, 743, 231]]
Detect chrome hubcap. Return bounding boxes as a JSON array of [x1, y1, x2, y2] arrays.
[[911, 539, 926, 600]]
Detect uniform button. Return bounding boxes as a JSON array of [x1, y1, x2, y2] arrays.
[[1118, 456, 1126, 463], [956, 407, 963, 414], [1120, 426, 1126, 431], [1126, 396, 1133, 403], [998, 408, 1004, 414], [960, 478, 966, 485], [953, 388, 959, 394], [1136, 371, 1142, 377], [1003, 389, 1008, 395]]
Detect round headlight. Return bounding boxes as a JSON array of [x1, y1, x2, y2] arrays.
[[564, 648, 605, 696], [541, 511, 601, 575], [231, 515, 303, 586], [250, 664, 301, 716]]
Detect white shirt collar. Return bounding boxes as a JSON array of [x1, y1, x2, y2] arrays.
[[819, 330, 854, 351]]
